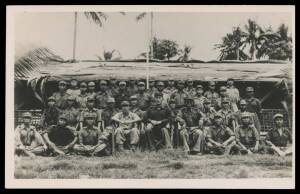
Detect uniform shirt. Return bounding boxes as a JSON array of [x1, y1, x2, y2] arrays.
[[170, 90, 189, 109], [95, 91, 111, 109], [226, 87, 240, 104], [15, 124, 39, 146], [40, 107, 60, 127], [217, 109, 235, 128], [86, 92, 96, 100], [76, 93, 88, 110], [235, 125, 259, 148], [115, 90, 130, 109], [183, 87, 197, 97], [177, 107, 203, 128], [215, 96, 233, 111], [136, 92, 151, 110], [201, 108, 217, 127], [66, 88, 80, 97], [204, 90, 219, 106], [51, 92, 70, 110], [78, 126, 104, 146], [45, 125, 77, 147], [79, 108, 102, 123], [207, 125, 235, 143], [163, 87, 177, 97], [245, 97, 262, 117], [101, 108, 119, 128], [131, 107, 145, 120], [60, 106, 80, 127], [193, 95, 206, 111], [109, 86, 119, 98], [266, 127, 292, 147], [111, 111, 141, 129], [234, 110, 261, 132]]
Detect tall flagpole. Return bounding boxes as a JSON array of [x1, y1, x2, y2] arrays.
[[72, 12, 78, 61]]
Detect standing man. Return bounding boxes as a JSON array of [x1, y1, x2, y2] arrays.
[[147, 79, 157, 97], [217, 98, 236, 130], [226, 78, 240, 112], [215, 86, 230, 111], [136, 81, 151, 111], [60, 96, 80, 129], [101, 97, 119, 130], [128, 78, 138, 96], [112, 101, 141, 152], [15, 112, 47, 157], [204, 81, 219, 109], [156, 81, 169, 105], [76, 82, 89, 110], [115, 81, 130, 109], [245, 86, 262, 120], [79, 97, 102, 131], [177, 96, 205, 155], [51, 80, 70, 111], [66, 78, 80, 97], [87, 81, 96, 99], [108, 76, 119, 98], [40, 96, 60, 128], [42, 115, 78, 155], [264, 114, 292, 156], [193, 84, 206, 111], [163, 79, 177, 98], [170, 80, 189, 109], [95, 80, 112, 110], [184, 77, 196, 97], [200, 98, 217, 128]]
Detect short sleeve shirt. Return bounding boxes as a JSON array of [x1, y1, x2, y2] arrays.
[[112, 111, 141, 129], [76, 93, 88, 110], [207, 125, 235, 143], [15, 124, 37, 146], [266, 127, 292, 147], [236, 125, 259, 147], [170, 90, 189, 108]]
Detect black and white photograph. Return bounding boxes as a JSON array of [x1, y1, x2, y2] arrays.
[[5, 5, 295, 189]]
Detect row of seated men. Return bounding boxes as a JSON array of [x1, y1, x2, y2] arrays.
[[15, 95, 292, 157]]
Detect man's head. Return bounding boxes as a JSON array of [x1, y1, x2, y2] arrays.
[[273, 114, 284, 127], [86, 97, 95, 108], [58, 80, 67, 92], [137, 81, 146, 92], [241, 112, 251, 125], [47, 96, 56, 107], [221, 97, 230, 109], [67, 96, 76, 107], [119, 81, 127, 90], [208, 81, 216, 91], [149, 80, 155, 88], [87, 81, 96, 92], [79, 82, 87, 93], [168, 98, 176, 109], [196, 84, 204, 95], [99, 80, 108, 91], [58, 115, 67, 126], [168, 79, 175, 87], [227, 78, 234, 87], [184, 95, 194, 107], [109, 77, 117, 86], [130, 95, 138, 107], [85, 114, 95, 126], [213, 113, 223, 126], [70, 79, 78, 88], [219, 86, 227, 97], [156, 81, 165, 92], [187, 78, 193, 87], [107, 97, 115, 109], [121, 100, 130, 113], [177, 80, 185, 90], [203, 98, 211, 109], [239, 99, 247, 111], [23, 112, 32, 125], [129, 79, 136, 86], [246, 87, 254, 98]]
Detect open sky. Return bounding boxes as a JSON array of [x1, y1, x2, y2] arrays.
[[15, 12, 293, 61]]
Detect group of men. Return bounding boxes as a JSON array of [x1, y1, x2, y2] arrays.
[[15, 77, 292, 157]]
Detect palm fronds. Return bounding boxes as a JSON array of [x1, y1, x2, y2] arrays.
[[84, 12, 108, 27], [136, 12, 147, 22]]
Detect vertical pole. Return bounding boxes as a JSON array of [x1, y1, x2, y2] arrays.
[[146, 13, 151, 90], [72, 12, 78, 61], [150, 12, 154, 60]]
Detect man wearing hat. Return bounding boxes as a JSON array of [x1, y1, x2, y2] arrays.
[[226, 78, 240, 112], [183, 77, 196, 97], [66, 78, 80, 97], [245, 86, 262, 120], [176, 95, 205, 155], [235, 112, 263, 154], [76, 82, 89, 110], [163, 79, 177, 97], [234, 99, 261, 134], [170, 80, 189, 109], [264, 113, 292, 156], [193, 84, 206, 111], [217, 97, 236, 130], [51, 80, 71, 110], [115, 81, 130, 109], [111, 100, 141, 152], [60, 95, 80, 129], [79, 96, 102, 131], [204, 81, 219, 108], [40, 96, 60, 127], [87, 81, 96, 99], [15, 112, 47, 157], [205, 113, 236, 155], [95, 80, 112, 110], [136, 81, 151, 111], [74, 113, 109, 156], [42, 114, 78, 155], [128, 78, 139, 97], [199, 98, 217, 128]]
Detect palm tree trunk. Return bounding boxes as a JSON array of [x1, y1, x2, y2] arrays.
[[72, 12, 78, 61]]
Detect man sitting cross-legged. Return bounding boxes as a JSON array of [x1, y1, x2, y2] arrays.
[[73, 113, 108, 156]]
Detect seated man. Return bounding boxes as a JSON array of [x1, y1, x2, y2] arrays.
[[235, 112, 264, 154], [264, 113, 292, 156], [42, 115, 78, 155], [111, 100, 141, 152], [177, 96, 205, 155], [15, 112, 47, 157], [74, 113, 108, 156], [205, 113, 236, 155]]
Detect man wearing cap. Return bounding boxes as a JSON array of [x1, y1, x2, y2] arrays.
[[51, 80, 71, 110], [234, 99, 261, 134], [95, 80, 112, 110], [204, 81, 219, 108], [199, 99, 217, 128], [245, 87, 262, 120], [235, 112, 263, 154], [205, 113, 236, 155], [115, 81, 130, 109], [42, 114, 78, 155], [163, 79, 177, 97], [136, 81, 151, 111], [79, 97, 102, 131], [156, 81, 169, 105], [217, 97, 236, 130], [111, 100, 141, 152], [264, 114, 292, 156], [128, 78, 139, 96], [193, 84, 206, 111], [15, 112, 47, 157], [143, 98, 173, 151], [215, 86, 231, 111], [176, 96, 205, 154], [40, 96, 60, 127], [101, 97, 119, 130], [170, 80, 189, 109], [74, 113, 109, 156], [76, 82, 89, 110], [87, 81, 96, 99], [226, 78, 240, 112], [183, 78, 196, 97], [154, 92, 169, 109], [60, 95, 80, 129], [66, 78, 80, 97]]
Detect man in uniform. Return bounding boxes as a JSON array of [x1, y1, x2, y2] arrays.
[[245, 86, 262, 120], [215, 86, 230, 111], [51, 80, 70, 110], [135, 81, 151, 111], [15, 112, 47, 157], [226, 78, 240, 112], [115, 81, 130, 109], [153, 92, 169, 109], [108, 76, 119, 97], [264, 113, 292, 156], [170, 80, 189, 109], [42, 114, 78, 155], [205, 113, 236, 155], [95, 80, 112, 110], [101, 97, 119, 130], [79, 97, 102, 131], [66, 78, 80, 97], [193, 84, 206, 111], [235, 112, 264, 154], [163, 79, 177, 97], [87, 81, 96, 99], [60, 95, 80, 129], [128, 78, 138, 96], [184, 77, 196, 97], [76, 82, 89, 110], [147, 79, 158, 97], [40, 96, 60, 127], [112, 101, 141, 152], [199, 98, 217, 128], [144, 98, 173, 151], [217, 97, 236, 130], [177, 96, 205, 155], [74, 113, 108, 156], [156, 81, 169, 105], [204, 81, 219, 108]]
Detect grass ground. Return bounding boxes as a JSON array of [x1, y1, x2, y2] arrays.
[[14, 150, 292, 179]]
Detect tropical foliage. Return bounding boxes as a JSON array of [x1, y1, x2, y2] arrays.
[[96, 49, 122, 61]]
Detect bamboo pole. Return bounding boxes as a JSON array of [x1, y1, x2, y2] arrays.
[[72, 12, 78, 61]]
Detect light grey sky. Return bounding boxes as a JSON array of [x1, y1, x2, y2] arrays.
[[15, 12, 292, 61]]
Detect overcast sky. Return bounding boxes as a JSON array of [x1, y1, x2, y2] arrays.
[[15, 12, 293, 61]]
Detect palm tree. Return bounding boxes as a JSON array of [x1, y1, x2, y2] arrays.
[[95, 49, 122, 61], [178, 45, 192, 62]]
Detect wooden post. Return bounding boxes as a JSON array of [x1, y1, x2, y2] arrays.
[[72, 12, 78, 61]]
